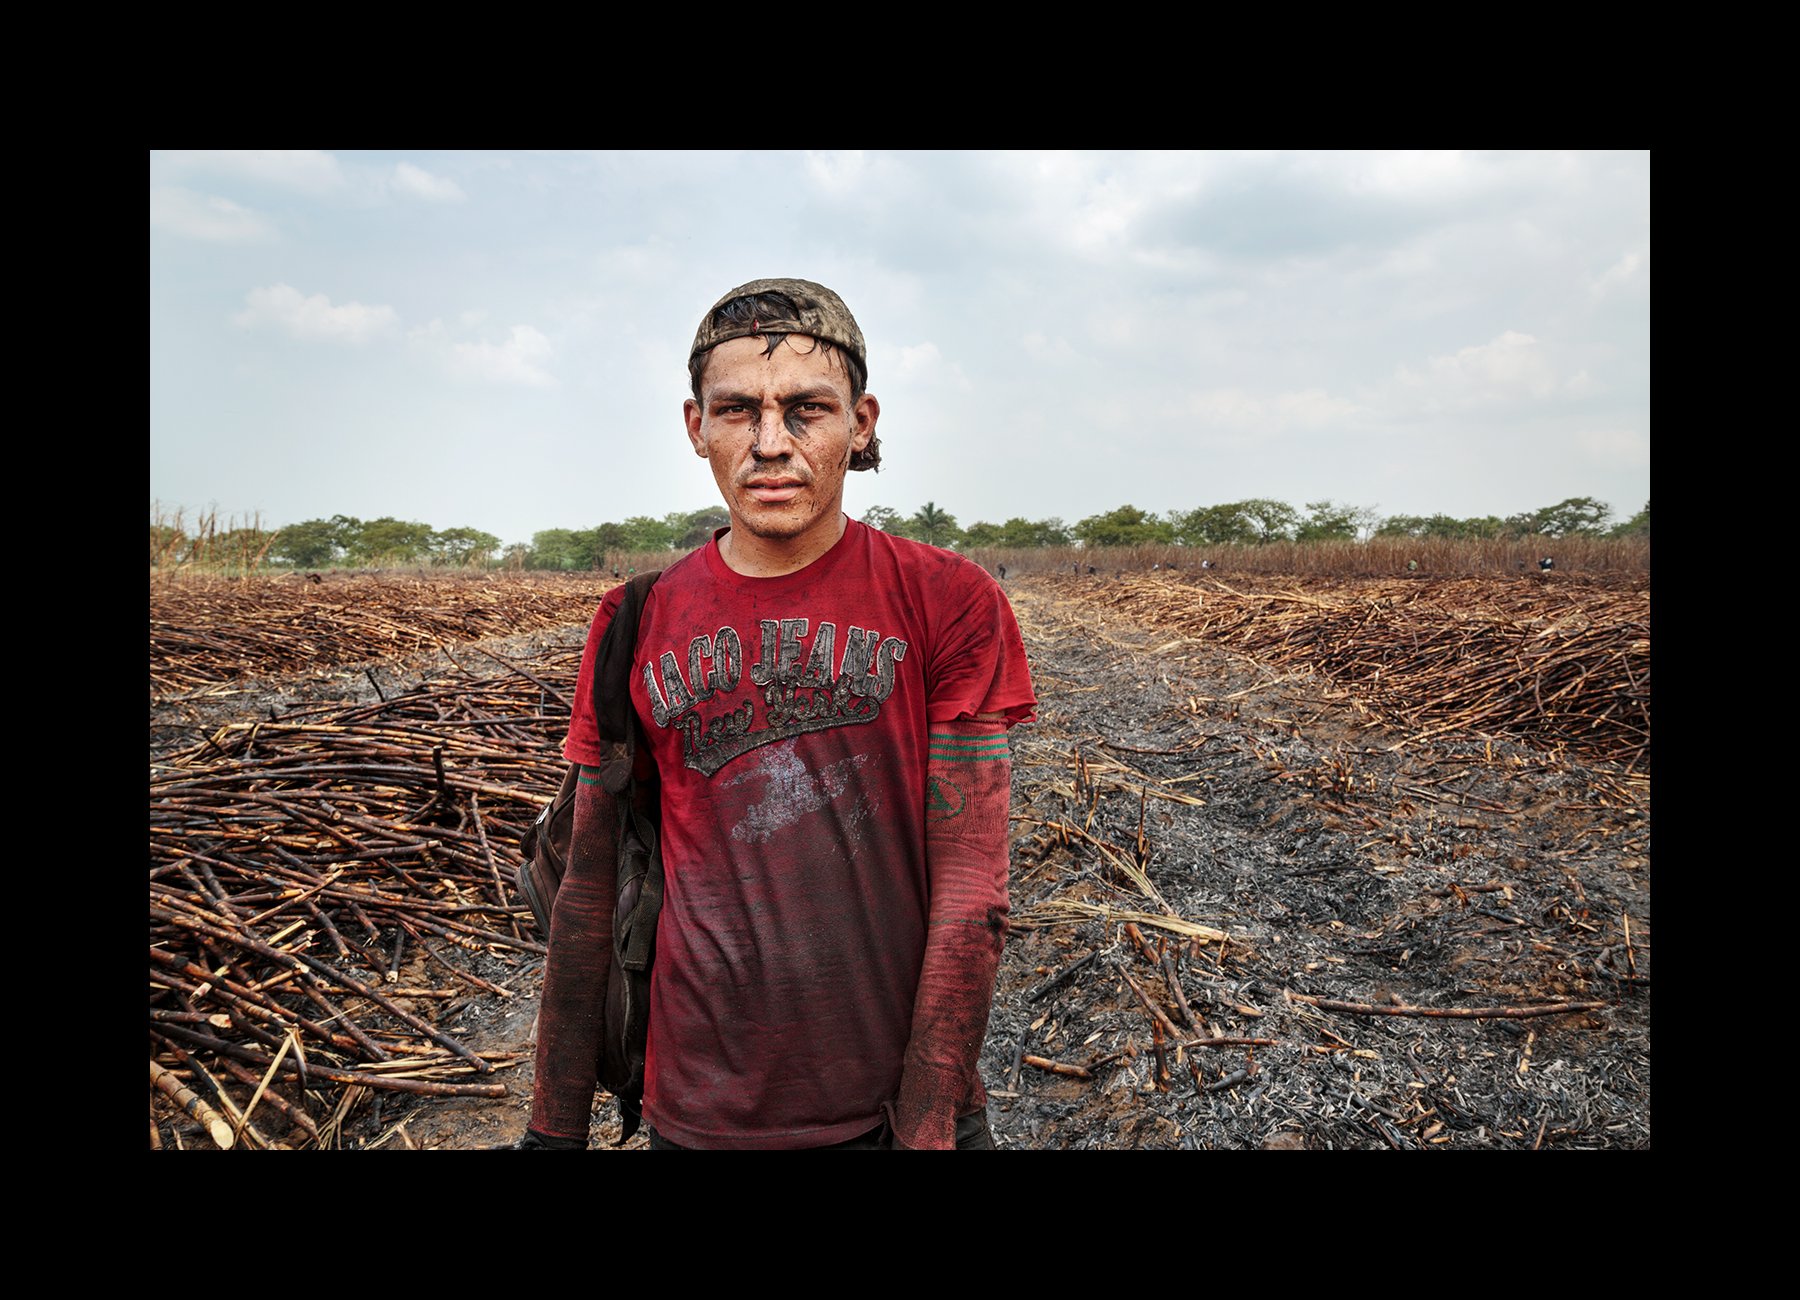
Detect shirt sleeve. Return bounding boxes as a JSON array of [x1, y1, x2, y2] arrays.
[[924, 561, 1037, 727], [563, 584, 626, 768]]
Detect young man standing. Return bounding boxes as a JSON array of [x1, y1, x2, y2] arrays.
[[519, 278, 1035, 1149]]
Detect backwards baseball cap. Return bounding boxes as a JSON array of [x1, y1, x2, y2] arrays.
[[689, 277, 866, 380]]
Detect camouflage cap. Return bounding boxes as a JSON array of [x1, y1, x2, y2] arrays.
[[689, 278, 866, 379]]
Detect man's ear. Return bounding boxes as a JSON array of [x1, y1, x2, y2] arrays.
[[685, 397, 706, 456], [851, 392, 879, 453]]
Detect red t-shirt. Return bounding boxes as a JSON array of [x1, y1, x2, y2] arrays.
[[563, 519, 1035, 1148]]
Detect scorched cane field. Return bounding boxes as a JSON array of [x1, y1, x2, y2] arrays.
[[149, 565, 1650, 1150]]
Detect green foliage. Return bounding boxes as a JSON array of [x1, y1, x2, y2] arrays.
[[272, 518, 345, 568], [432, 527, 502, 567], [1512, 496, 1613, 539], [528, 528, 585, 570], [618, 516, 678, 551], [1170, 504, 1254, 546], [908, 501, 962, 548], [349, 517, 436, 565], [150, 522, 186, 565], [1073, 505, 1174, 547], [668, 507, 731, 550], [1379, 513, 1512, 541], [1237, 498, 1300, 543], [1169, 500, 1299, 545], [1296, 500, 1363, 543], [1005, 516, 1070, 547], [859, 505, 904, 534], [1609, 500, 1649, 538]]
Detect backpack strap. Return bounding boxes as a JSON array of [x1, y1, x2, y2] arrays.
[[594, 570, 661, 795]]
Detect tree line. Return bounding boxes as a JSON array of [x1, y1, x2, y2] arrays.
[[151, 496, 1648, 571], [861, 495, 1648, 551]]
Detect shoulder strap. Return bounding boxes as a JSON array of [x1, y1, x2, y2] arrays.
[[594, 570, 662, 793]]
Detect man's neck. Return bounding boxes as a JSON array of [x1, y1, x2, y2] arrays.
[[718, 514, 849, 578]]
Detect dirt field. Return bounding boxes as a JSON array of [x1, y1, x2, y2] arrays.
[[149, 570, 1649, 1150]]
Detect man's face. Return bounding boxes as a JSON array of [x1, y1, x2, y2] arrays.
[[685, 334, 878, 553]]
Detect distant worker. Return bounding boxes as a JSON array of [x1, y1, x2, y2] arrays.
[[1200, 559, 1214, 570], [996, 564, 1007, 580], [1539, 556, 1555, 572]]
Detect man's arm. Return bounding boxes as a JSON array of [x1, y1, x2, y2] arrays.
[[526, 768, 619, 1144], [892, 713, 1013, 1149]]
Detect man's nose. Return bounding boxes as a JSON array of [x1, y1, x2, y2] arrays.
[[751, 411, 797, 459]]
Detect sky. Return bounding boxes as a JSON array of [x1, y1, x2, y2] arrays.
[[149, 150, 1650, 550]]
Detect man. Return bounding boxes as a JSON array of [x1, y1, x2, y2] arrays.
[[519, 278, 1035, 1149]]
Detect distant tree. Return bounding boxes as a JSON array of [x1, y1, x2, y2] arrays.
[[1609, 500, 1650, 538], [501, 542, 531, 570], [271, 518, 345, 567], [1297, 500, 1379, 543], [619, 515, 679, 551], [577, 523, 631, 565], [1517, 496, 1612, 538], [961, 520, 1005, 547], [529, 528, 583, 570], [669, 506, 731, 549], [431, 527, 502, 567], [859, 505, 904, 533], [1237, 498, 1300, 543], [1376, 514, 1434, 540], [909, 501, 962, 549], [1073, 505, 1175, 547], [351, 517, 436, 565], [992, 516, 1069, 547], [1171, 504, 1255, 546]]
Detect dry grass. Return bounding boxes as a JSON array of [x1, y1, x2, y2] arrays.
[[963, 536, 1649, 578], [152, 505, 278, 576]]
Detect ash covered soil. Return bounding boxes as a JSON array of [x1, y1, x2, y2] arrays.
[[150, 574, 1649, 1151]]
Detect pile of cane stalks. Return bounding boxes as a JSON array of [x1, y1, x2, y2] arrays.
[[149, 649, 579, 1148], [1060, 572, 1649, 771], [150, 572, 605, 698]]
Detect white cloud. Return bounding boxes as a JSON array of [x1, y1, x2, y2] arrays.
[[1397, 330, 1558, 406], [804, 150, 875, 195], [1183, 386, 1362, 432], [233, 283, 398, 343], [892, 340, 970, 391], [1589, 248, 1648, 300], [1339, 150, 1473, 200], [150, 186, 275, 242], [391, 162, 466, 203], [451, 325, 555, 386], [164, 150, 346, 194]]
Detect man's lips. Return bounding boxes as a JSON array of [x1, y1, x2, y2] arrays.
[[744, 478, 805, 503]]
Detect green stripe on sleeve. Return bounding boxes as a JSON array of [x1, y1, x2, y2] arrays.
[[929, 734, 1010, 762]]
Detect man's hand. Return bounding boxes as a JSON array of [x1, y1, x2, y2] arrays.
[[892, 716, 1012, 1149]]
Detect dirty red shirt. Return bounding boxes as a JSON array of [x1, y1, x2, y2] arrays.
[[564, 520, 1035, 1148]]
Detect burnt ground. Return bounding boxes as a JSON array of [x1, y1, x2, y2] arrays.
[[149, 574, 1649, 1151]]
